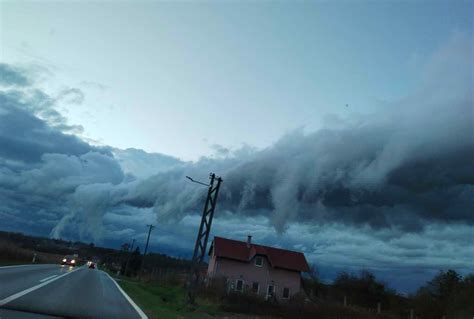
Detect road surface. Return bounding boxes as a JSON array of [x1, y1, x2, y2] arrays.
[[0, 264, 147, 319]]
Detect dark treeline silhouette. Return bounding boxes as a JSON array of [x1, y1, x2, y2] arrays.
[[302, 267, 474, 318], [413, 270, 474, 318], [0, 230, 117, 261], [101, 241, 192, 279], [0, 231, 193, 277]]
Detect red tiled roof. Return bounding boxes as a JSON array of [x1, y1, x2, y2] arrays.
[[209, 236, 310, 273]]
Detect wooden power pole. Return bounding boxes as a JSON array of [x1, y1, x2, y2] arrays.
[[141, 224, 155, 274]]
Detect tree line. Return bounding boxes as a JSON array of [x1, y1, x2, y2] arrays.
[[303, 268, 473, 318]]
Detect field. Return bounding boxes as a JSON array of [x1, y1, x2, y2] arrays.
[[0, 239, 63, 266]]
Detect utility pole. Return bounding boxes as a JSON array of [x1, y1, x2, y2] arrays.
[[186, 173, 223, 304], [141, 224, 155, 273], [124, 238, 135, 276]]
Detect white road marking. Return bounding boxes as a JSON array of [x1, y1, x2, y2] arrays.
[[0, 267, 82, 306], [103, 272, 148, 319], [39, 274, 58, 282]]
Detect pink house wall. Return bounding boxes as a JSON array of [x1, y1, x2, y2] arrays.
[[207, 252, 302, 299]]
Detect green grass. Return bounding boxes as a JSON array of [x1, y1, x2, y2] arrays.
[[117, 279, 219, 319]]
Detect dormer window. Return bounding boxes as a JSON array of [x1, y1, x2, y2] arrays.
[[255, 256, 263, 267]]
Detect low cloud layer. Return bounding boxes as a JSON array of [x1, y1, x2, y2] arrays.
[[0, 35, 472, 291], [87, 34, 472, 234]]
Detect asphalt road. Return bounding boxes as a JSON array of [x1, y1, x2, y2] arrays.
[[0, 264, 147, 319]]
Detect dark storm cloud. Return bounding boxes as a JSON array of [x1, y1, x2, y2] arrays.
[[0, 97, 92, 163], [123, 108, 472, 233], [0, 65, 120, 240], [0, 34, 472, 244], [0, 63, 31, 87], [0, 67, 103, 164], [116, 34, 473, 234]]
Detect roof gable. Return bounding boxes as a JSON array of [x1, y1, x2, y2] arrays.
[[210, 236, 310, 272]]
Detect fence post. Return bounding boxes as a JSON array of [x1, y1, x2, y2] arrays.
[[410, 309, 414, 319], [377, 302, 381, 314], [343, 295, 347, 307], [32, 253, 36, 263]]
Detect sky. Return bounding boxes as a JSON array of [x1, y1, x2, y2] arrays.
[[0, 0, 473, 293]]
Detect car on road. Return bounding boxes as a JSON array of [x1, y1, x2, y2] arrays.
[[61, 255, 77, 266], [88, 262, 96, 269]]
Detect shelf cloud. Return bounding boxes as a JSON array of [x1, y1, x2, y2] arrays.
[[0, 35, 472, 290]]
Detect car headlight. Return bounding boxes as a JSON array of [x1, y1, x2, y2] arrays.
[[71, 259, 75, 263], [62, 259, 66, 262]]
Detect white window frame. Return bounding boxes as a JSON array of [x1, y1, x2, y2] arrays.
[[255, 256, 263, 267], [235, 279, 244, 292], [282, 287, 290, 299], [251, 282, 260, 294]]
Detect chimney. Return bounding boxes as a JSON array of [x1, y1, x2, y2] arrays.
[[247, 235, 252, 248]]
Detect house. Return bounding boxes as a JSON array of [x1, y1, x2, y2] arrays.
[[207, 235, 310, 300]]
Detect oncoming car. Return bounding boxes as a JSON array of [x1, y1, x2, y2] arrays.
[[61, 255, 77, 266]]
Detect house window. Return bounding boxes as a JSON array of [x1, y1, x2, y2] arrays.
[[267, 284, 274, 298], [235, 279, 244, 292], [252, 282, 259, 294], [255, 256, 263, 267], [282, 287, 290, 299]]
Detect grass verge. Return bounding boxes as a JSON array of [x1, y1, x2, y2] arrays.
[[116, 279, 219, 319]]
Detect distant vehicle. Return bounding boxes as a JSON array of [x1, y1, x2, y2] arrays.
[[61, 255, 77, 266], [88, 262, 96, 269]]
